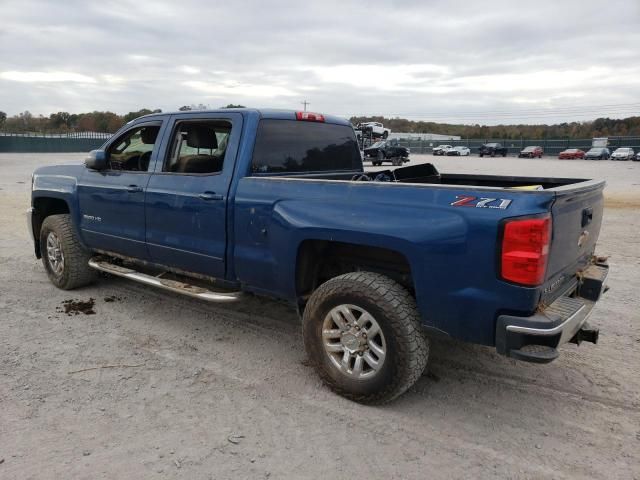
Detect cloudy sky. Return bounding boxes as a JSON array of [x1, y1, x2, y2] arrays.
[[1, 0, 639, 124]]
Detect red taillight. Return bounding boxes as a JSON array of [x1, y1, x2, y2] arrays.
[[501, 216, 552, 286], [296, 111, 325, 122]]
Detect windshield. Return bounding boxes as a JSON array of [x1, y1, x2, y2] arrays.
[[485, 143, 498, 147], [565, 149, 578, 153], [587, 148, 602, 153], [454, 146, 465, 150], [615, 148, 631, 152], [371, 141, 385, 148]]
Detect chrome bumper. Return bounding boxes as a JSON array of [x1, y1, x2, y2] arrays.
[[495, 262, 609, 363]]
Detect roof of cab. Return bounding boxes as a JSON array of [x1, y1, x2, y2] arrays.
[[136, 108, 351, 126]]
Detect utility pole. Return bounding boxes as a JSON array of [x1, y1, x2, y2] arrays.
[[301, 100, 310, 111]]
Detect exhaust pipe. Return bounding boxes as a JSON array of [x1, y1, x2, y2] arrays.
[[570, 322, 599, 345]]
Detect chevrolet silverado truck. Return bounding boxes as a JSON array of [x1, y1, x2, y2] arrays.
[[28, 108, 609, 404]]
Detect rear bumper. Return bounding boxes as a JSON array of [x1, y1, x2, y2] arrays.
[[495, 261, 609, 363]]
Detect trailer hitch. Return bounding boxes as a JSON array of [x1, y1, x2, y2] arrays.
[[570, 322, 599, 345]]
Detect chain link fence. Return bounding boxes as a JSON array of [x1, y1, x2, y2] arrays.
[[396, 136, 640, 156], [0, 131, 112, 153]]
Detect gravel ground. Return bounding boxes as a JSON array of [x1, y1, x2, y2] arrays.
[[1, 153, 639, 479]]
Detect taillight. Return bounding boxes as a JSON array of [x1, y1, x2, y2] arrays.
[[500, 216, 552, 286], [296, 111, 325, 122]]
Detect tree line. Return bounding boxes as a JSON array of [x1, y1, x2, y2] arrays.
[[1, 107, 638, 138], [350, 115, 640, 139], [0, 105, 245, 134]]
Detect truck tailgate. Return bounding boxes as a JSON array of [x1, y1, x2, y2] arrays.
[[544, 181, 605, 297]]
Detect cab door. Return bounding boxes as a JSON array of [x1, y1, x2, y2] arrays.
[[77, 119, 166, 259], [144, 112, 243, 279]]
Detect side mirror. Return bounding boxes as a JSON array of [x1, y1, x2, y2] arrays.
[[85, 150, 108, 170]]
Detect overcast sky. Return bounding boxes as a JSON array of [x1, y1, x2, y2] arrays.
[[1, 0, 639, 124]]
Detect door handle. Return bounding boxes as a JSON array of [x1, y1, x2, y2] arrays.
[[582, 207, 593, 227], [126, 185, 143, 193], [198, 192, 223, 201]]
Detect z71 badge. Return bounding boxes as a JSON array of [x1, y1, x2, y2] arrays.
[[451, 195, 512, 209]]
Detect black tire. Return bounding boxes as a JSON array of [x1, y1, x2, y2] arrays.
[[382, 131, 389, 139], [376, 150, 384, 164], [40, 214, 97, 290], [479, 153, 484, 157], [302, 272, 429, 404], [502, 152, 507, 157]]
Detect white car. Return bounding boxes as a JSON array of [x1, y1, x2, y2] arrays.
[[356, 122, 390, 139], [611, 147, 635, 161], [446, 146, 471, 156], [432, 145, 453, 156]]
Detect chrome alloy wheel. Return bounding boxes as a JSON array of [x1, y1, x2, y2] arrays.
[[46, 231, 65, 276], [322, 304, 387, 379]]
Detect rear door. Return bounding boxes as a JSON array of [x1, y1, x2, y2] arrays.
[[144, 112, 243, 278]]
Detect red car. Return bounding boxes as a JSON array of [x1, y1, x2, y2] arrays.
[[558, 148, 585, 159]]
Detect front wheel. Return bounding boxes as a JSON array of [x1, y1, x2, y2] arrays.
[[302, 272, 429, 404], [40, 214, 97, 290], [382, 131, 389, 139]]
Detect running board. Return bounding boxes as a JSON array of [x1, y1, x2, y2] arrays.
[[88, 258, 242, 303]]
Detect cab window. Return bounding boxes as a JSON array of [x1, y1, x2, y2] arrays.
[[164, 120, 231, 174], [107, 125, 159, 172]]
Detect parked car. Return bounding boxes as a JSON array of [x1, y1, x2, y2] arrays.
[[518, 146, 543, 158], [356, 122, 390, 139], [479, 143, 508, 157], [584, 148, 611, 160], [610, 147, 635, 161], [635, 151, 640, 161], [446, 146, 471, 156], [432, 144, 453, 156], [28, 108, 609, 404], [558, 148, 585, 159], [364, 139, 410, 166]]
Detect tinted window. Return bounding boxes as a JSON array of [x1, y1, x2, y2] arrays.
[[252, 120, 361, 174]]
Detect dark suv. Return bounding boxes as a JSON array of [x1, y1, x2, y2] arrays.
[[479, 143, 508, 157]]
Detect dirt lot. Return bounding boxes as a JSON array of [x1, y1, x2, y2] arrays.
[[1, 153, 639, 479]]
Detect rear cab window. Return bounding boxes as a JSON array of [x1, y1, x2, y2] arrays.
[[251, 120, 361, 174]]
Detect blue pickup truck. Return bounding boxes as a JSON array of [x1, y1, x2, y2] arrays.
[[28, 108, 609, 403]]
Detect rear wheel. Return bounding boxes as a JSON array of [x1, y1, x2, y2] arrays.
[[40, 214, 97, 290], [382, 131, 389, 139], [302, 272, 429, 404]]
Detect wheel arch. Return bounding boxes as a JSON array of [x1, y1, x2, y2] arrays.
[[31, 196, 72, 258], [295, 239, 414, 310]]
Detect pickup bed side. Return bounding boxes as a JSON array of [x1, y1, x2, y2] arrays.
[[233, 177, 556, 346]]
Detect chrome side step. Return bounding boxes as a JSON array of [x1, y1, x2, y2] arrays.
[[88, 258, 242, 303]]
